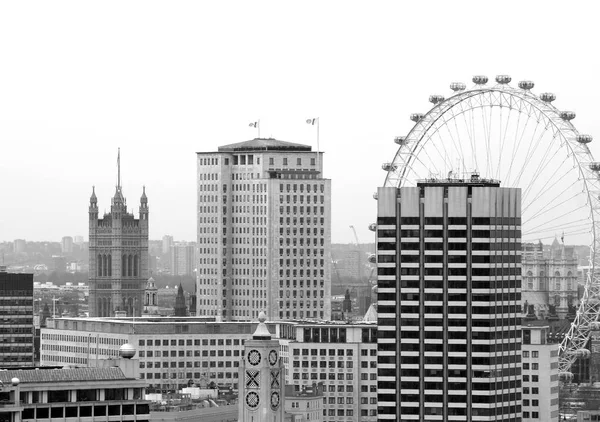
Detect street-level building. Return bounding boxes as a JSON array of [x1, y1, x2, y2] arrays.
[[376, 176, 522, 421], [283, 322, 378, 422], [284, 383, 324, 422], [0, 268, 34, 367], [196, 138, 332, 321]]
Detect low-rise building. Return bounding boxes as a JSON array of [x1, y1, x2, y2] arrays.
[[283, 322, 378, 422], [41, 316, 296, 393], [0, 345, 149, 422], [522, 323, 560, 422], [285, 383, 324, 422]]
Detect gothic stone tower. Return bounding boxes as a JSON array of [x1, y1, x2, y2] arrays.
[[238, 312, 284, 422], [88, 160, 149, 317]]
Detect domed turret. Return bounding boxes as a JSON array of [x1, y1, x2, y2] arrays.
[[252, 311, 272, 340], [119, 343, 136, 359], [11, 377, 20, 386]]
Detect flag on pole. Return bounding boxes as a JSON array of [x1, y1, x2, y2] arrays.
[[249, 122, 258, 128], [561, 231, 564, 244], [306, 118, 317, 125]]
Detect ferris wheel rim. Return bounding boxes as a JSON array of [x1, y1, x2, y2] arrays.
[[383, 80, 600, 374]]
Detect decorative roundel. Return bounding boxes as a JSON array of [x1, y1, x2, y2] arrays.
[[268, 349, 278, 366], [270, 391, 280, 410], [247, 349, 261, 366], [246, 391, 260, 409]]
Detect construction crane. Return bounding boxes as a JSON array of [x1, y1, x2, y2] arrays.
[[349, 225, 364, 283]]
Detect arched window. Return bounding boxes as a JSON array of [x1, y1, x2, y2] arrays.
[[527, 271, 534, 290], [122, 255, 127, 277], [555, 272, 561, 290], [103, 255, 108, 278], [107, 255, 112, 277], [128, 255, 133, 277], [97, 255, 102, 277], [555, 295, 561, 306], [133, 255, 138, 277], [539, 271, 546, 291]]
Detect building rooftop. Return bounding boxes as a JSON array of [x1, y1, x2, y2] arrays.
[[215, 138, 312, 152], [0, 367, 129, 384], [416, 173, 500, 187]]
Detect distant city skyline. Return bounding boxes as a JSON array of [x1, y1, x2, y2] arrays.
[[1, 1, 599, 245]]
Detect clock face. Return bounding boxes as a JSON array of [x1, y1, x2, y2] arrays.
[[268, 349, 278, 366], [246, 391, 260, 409], [270, 391, 280, 410], [247, 349, 261, 366]]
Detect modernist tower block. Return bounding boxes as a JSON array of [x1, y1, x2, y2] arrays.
[[376, 176, 522, 422]]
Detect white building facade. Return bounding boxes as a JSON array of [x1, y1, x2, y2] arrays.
[[196, 138, 331, 321]]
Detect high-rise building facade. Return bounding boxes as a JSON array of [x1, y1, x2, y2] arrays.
[[0, 268, 34, 367], [88, 178, 149, 317], [376, 176, 522, 421], [162, 235, 173, 255], [196, 138, 331, 321], [170, 243, 195, 276], [61, 236, 74, 255]]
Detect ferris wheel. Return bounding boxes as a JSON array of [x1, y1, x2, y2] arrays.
[[380, 74, 599, 374]]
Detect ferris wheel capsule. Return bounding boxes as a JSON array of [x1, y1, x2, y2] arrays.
[[410, 113, 425, 123], [472, 75, 488, 85], [394, 136, 407, 145], [367, 254, 376, 264], [540, 92, 556, 102], [577, 134, 592, 144], [382, 163, 397, 172], [373, 192, 378, 200], [560, 111, 576, 121], [518, 80, 535, 90], [368, 223, 377, 232], [587, 296, 600, 304], [590, 321, 600, 330], [429, 95, 445, 104], [495, 75, 512, 84], [450, 82, 466, 92], [576, 348, 591, 358]]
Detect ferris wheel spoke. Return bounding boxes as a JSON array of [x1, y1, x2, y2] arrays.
[[511, 119, 548, 189], [455, 100, 478, 171], [504, 110, 528, 184], [497, 105, 514, 181], [523, 166, 576, 214], [525, 219, 589, 237], [526, 199, 586, 232], [526, 178, 583, 221], [522, 133, 562, 203]]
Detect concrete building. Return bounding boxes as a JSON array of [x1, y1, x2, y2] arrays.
[[13, 239, 26, 254], [284, 383, 324, 422], [0, 346, 149, 422], [196, 138, 331, 321], [88, 162, 149, 317], [283, 322, 378, 422], [170, 243, 195, 277], [162, 235, 173, 256], [521, 324, 559, 422], [73, 235, 85, 245], [0, 268, 34, 367], [376, 176, 522, 421], [522, 240, 579, 319], [61, 236, 74, 255], [40, 317, 296, 394]]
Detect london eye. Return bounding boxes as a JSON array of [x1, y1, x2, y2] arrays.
[[379, 75, 599, 374]]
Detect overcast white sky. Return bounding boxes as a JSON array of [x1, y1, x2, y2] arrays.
[[0, 0, 598, 244]]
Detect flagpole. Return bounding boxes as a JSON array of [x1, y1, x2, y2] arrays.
[[258, 119, 261, 138]]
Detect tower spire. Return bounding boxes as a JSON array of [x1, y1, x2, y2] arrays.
[[117, 148, 121, 189]]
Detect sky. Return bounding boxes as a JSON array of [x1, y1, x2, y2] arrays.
[[0, 0, 599, 244]]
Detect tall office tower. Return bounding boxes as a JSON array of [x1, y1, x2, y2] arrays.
[[196, 138, 331, 321], [170, 242, 195, 276], [88, 159, 149, 317], [376, 175, 522, 422], [61, 236, 74, 255], [162, 235, 173, 255], [0, 268, 34, 367]]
